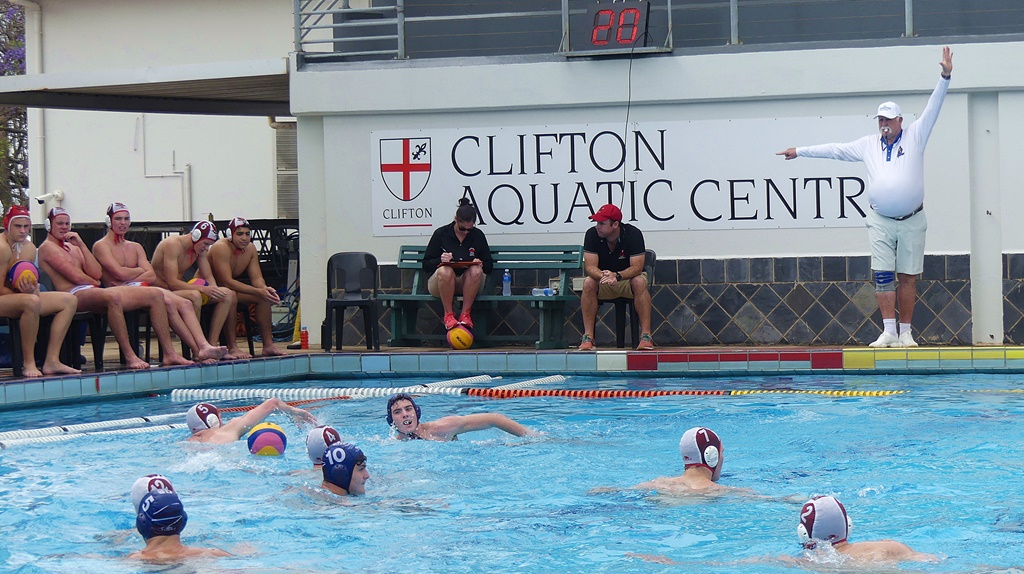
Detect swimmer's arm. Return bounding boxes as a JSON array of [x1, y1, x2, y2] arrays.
[[209, 242, 273, 300], [157, 241, 192, 291], [196, 255, 219, 288], [67, 234, 105, 280], [223, 398, 317, 438], [0, 249, 15, 296], [39, 242, 99, 286], [92, 241, 146, 282], [243, 248, 280, 302], [447, 413, 536, 437], [130, 248, 159, 283]]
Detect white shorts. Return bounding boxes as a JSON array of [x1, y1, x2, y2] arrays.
[[865, 207, 927, 275]]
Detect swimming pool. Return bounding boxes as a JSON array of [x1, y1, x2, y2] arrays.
[[1, 373, 1023, 572]]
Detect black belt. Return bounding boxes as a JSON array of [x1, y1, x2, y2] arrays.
[[879, 204, 923, 221]]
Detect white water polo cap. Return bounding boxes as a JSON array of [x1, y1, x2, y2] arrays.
[[798, 496, 852, 548], [131, 474, 175, 511], [185, 403, 221, 433], [679, 427, 723, 481], [306, 425, 342, 465]]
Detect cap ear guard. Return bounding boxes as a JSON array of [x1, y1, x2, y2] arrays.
[[44, 218, 50, 232]]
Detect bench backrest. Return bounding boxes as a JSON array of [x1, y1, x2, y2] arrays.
[[395, 244, 583, 294]]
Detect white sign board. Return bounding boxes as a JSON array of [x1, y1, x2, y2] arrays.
[[368, 117, 876, 236]]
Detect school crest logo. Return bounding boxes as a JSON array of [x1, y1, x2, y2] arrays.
[[380, 138, 431, 201]]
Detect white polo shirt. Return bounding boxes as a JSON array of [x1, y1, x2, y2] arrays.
[[796, 77, 950, 219]]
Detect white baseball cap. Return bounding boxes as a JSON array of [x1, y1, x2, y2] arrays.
[[875, 101, 902, 119]]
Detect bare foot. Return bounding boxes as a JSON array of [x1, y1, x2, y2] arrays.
[[161, 353, 194, 367], [261, 345, 287, 357], [23, 365, 43, 378], [42, 361, 82, 376], [224, 348, 251, 360], [196, 345, 228, 362], [127, 357, 151, 370], [199, 357, 219, 365]]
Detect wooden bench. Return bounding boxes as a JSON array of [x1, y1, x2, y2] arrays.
[[379, 244, 582, 349]]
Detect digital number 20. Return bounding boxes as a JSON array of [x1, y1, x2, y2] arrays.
[[591, 8, 641, 46]]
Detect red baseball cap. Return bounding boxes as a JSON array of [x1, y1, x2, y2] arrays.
[[589, 204, 622, 222]]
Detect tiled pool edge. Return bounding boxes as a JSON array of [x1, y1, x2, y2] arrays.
[[3, 347, 1024, 409]]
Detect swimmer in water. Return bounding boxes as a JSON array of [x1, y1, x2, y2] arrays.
[[632, 427, 733, 494], [130, 474, 175, 511], [592, 427, 748, 497], [796, 495, 937, 563], [321, 442, 369, 496], [306, 425, 342, 469], [386, 393, 537, 442], [129, 491, 230, 561], [185, 398, 317, 444]]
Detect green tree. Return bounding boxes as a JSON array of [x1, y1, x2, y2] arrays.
[[0, 0, 26, 209]]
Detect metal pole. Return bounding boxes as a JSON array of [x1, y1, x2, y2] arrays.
[[666, 0, 673, 49], [730, 0, 739, 45], [293, 0, 303, 53], [561, 0, 569, 53], [397, 0, 406, 59], [905, 0, 914, 37]]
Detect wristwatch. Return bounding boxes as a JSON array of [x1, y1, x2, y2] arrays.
[[615, 272, 622, 281]]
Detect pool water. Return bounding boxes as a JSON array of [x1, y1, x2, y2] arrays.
[[2, 373, 1024, 572]]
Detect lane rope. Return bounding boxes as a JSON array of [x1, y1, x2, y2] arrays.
[[0, 423, 190, 449], [467, 388, 906, 399], [492, 375, 567, 390]]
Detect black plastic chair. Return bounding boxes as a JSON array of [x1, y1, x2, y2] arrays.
[[598, 249, 656, 348], [196, 302, 256, 358], [323, 252, 380, 351]]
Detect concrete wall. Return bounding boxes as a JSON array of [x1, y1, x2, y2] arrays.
[[25, 0, 290, 223], [292, 41, 1024, 343]]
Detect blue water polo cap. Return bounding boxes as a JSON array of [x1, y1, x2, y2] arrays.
[[322, 443, 366, 492], [136, 491, 188, 540]]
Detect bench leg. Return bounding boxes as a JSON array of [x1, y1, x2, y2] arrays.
[[386, 303, 419, 347], [534, 304, 568, 350]]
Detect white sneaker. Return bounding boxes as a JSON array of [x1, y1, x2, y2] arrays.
[[868, 332, 899, 348], [898, 332, 918, 348]]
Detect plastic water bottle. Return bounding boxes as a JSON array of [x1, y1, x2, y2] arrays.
[[300, 326, 309, 350], [531, 288, 555, 296], [502, 269, 511, 296]]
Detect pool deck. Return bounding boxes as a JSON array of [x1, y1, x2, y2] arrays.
[[1, 339, 1023, 410]]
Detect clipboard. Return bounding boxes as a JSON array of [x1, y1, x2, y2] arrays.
[[440, 261, 480, 269]]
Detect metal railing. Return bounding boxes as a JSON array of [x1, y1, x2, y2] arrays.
[[293, 0, 1024, 64]]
